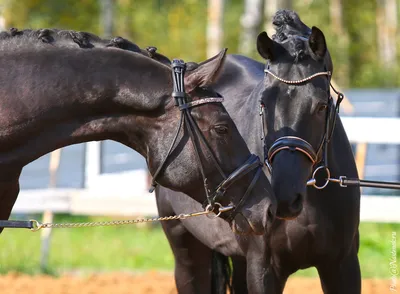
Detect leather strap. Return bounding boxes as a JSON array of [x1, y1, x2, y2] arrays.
[[216, 154, 261, 192], [268, 136, 318, 165], [226, 166, 263, 222], [341, 178, 400, 190], [0, 220, 34, 229]]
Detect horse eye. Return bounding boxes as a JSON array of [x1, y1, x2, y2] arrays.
[[214, 125, 229, 135], [317, 104, 328, 113]]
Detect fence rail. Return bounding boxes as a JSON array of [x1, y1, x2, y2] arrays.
[[340, 117, 400, 144], [12, 188, 400, 223], [11, 116, 400, 224]]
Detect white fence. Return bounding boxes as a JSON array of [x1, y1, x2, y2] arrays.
[[10, 116, 400, 223], [11, 189, 400, 223], [8, 115, 400, 269]]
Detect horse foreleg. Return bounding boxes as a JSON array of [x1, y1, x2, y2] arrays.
[[0, 171, 22, 234], [160, 218, 213, 294], [230, 256, 248, 294], [156, 190, 213, 294], [243, 236, 290, 294], [316, 236, 362, 294]]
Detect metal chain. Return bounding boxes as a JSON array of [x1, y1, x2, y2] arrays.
[[30, 203, 233, 232]]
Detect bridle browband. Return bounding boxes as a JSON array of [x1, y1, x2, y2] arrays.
[[149, 59, 263, 218], [260, 61, 344, 188]]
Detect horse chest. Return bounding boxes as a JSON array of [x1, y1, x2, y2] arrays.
[[271, 220, 337, 266]]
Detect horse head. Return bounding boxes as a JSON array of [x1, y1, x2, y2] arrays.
[[256, 10, 334, 220]]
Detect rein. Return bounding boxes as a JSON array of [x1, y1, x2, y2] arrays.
[[260, 62, 400, 191]]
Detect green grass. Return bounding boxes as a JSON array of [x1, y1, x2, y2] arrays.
[[0, 213, 398, 279], [0, 214, 174, 275], [293, 222, 400, 278]]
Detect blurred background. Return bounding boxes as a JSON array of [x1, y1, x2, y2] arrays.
[[0, 0, 398, 293]]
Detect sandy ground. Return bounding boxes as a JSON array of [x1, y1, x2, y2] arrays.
[[0, 271, 394, 294]]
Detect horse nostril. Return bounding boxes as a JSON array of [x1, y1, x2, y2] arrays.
[[290, 193, 303, 212], [267, 205, 276, 220]]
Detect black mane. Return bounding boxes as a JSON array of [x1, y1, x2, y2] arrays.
[[0, 27, 171, 65], [0, 27, 140, 50], [272, 9, 312, 42]]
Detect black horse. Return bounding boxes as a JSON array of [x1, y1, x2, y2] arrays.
[[5, 17, 361, 293], [156, 10, 361, 294], [0, 37, 279, 244]]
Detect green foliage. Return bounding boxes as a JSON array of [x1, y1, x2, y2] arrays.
[[0, 0, 398, 88], [1, 0, 100, 34], [294, 0, 400, 88]]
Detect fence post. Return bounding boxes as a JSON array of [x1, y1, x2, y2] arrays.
[[40, 149, 61, 271], [355, 142, 367, 193]]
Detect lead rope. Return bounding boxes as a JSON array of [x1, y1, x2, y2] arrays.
[[0, 203, 231, 232]]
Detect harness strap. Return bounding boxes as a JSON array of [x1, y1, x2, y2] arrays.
[[183, 110, 214, 202], [0, 220, 34, 229], [267, 136, 318, 165], [226, 166, 263, 222], [212, 154, 261, 202], [262, 60, 341, 173], [149, 113, 184, 193], [149, 59, 227, 207], [264, 68, 331, 84], [179, 97, 224, 110], [182, 104, 227, 181]]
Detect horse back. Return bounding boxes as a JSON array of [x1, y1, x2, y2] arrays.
[[213, 54, 264, 97]]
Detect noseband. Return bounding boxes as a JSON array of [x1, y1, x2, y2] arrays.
[[260, 61, 344, 189], [149, 59, 263, 216]]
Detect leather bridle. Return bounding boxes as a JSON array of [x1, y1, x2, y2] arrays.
[[149, 59, 263, 217], [260, 61, 344, 189]]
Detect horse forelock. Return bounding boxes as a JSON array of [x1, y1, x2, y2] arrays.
[[272, 9, 312, 42], [271, 10, 332, 69]]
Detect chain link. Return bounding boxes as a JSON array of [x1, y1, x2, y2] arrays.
[[30, 203, 234, 232]]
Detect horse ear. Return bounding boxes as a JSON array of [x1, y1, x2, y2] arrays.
[[308, 26, 327, 58], [184, 48, 227, 93], [257, 31, 274, 60]]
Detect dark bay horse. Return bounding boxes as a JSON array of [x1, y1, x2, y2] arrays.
[[0, 38, 279, 241], [156, 10, 361, 294]]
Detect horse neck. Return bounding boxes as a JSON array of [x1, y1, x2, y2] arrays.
[[221, 84, 266, 160], [0, 48, 174, 167]]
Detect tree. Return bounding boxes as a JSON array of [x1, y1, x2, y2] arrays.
[[100, 0, 114, 38], [376, 0, 398, 69], [207, 0, 225, 58], [239, 0, 263, 55]]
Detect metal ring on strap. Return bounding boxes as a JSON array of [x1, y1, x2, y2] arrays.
[[306, 166, 331, 190]]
